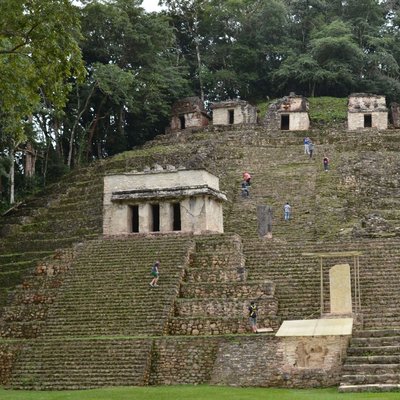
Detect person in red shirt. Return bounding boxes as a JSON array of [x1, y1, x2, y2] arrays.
[[243, 171, 251, 186]]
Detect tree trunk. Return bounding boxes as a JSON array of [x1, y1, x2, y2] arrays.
[[68, 83, 96, 168], [10, 147, 15, 204], [24, 142, 36, 178]]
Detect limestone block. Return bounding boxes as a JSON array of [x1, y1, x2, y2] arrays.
[[329, 264, 352, 314]]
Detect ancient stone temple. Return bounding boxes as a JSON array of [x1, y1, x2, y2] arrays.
[[169, 97, 211, 131], [347, 93, 388, 130], [211, 100, 258, 125], [264, 93, 310, 131], [103, 167, 227, 235], [390, 102, 400, 128]]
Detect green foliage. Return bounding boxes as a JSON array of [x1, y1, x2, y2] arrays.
[[308, 97, 348, 124]]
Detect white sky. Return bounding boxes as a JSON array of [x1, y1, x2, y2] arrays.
[[141, 0, 164, 12]]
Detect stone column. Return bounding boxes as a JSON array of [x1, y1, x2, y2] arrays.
[[257, 205, 267, 238], [139, 203, 152, 233], [160, 202, 173, 232]]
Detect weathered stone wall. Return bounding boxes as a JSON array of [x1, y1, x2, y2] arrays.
[[288, 112, 310, 131], [180, 281, 275, 299], [0, 342, 22, 385], [171, 112, 210, 131], [212, 103, 257, 125], [263, 94, 310, 131], [150, 337, 220, 385], [150, 335, 347, 387], [390, 102, 400, 128], [348, 111, 388, 130], [103, 170, 226, 235]]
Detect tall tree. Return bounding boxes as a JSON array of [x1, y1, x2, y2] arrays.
[[0, 0, 84, 202]]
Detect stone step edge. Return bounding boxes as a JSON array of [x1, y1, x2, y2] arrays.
[[338, 383, 400, 392]]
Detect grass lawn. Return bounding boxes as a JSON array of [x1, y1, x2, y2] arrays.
[[1, 386, 400, 400]]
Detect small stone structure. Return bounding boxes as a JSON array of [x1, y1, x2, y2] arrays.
[[390, 102, 400, 128], [347, 93, 388, 130], [103, 167, 227, 235], [169, 97, 211, 131], [264, 93, 310, 131], [211, 100, 258, 125]]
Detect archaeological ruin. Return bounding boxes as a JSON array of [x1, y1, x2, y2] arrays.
[[211, 100, 258, 125], [103, 167, 227, 235], [169, 97, 211, 131], [264, 93, 310, 131], [347, 93, 388, 130]]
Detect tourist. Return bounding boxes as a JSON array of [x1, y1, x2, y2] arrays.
[[303, 137, 310, 155], [241, 180, 250, 197], [284, 202, 291, 221], [323, 156, 329, 171], [308, 141, 314, 159], [243, 171, 251, 186], [150, 260, 160, 287], [248, 301, 258, 333]]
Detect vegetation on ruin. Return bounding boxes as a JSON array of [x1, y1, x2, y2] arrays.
[[2, 0, 400, 207], [1, 386, 400, 400]]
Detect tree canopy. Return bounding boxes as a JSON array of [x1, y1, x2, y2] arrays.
[[2, 0, 400, 207]]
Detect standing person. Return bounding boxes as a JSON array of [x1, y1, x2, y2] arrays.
[[241, 180, 250, 197], [323, 156, 329, 172], [284, 202, 291, 221], [248, 301, 258, 333], [303, 137, 310, 155], [243, 171, 251, 186], [308, 142, 314, 159], [150, 260, 160, 287]]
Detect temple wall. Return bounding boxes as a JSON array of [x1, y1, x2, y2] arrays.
[[289, 112, 310, 131], [213, 104, 257, 125], [149, 335, 348, 387], [348, 112, 388, 130], [103, 170, 225, 235]]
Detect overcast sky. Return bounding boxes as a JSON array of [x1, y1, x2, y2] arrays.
[[141, 0, 164, 12]]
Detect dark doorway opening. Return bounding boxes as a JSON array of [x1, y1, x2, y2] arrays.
[[130, 205, 139, 233], [179, 115, 186, 129], [172, 203, 181, 231], [228, 110, 234, 124], [364, 114, 372, 128], [281, 114, 290, 130], [152, 204, 160, 232]]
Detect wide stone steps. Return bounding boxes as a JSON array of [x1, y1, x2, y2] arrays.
[[180, 281, 275, 299], [9, 338, 152, 390], [340, 329, 400, 392], [346, 356, 400, 364], [167, 316, 276, 335], [174, 297, 277, 318]]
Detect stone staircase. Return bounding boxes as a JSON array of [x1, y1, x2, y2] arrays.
[[339, 329, 400, 392], [8, 338, 154, 390], [2, 235, 194, 389], [1, 126, 400, 390], [168, 234, 278, 335]]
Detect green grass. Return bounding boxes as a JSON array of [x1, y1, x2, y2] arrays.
[[1, 386, 400, 400], [308, 97, 347, 124]]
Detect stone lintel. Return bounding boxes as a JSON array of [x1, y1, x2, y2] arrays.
[[111, 185, 227, 203]]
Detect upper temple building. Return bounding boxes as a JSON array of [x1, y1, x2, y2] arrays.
[[169, 97, 211, 132], [347, 93, 388, 130], [211, 100, 258, 126], [263, 93, 310, 131]]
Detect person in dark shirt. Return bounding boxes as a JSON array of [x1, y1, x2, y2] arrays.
[[248, 301, 257, 333], [150, 260, 160, 287]]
